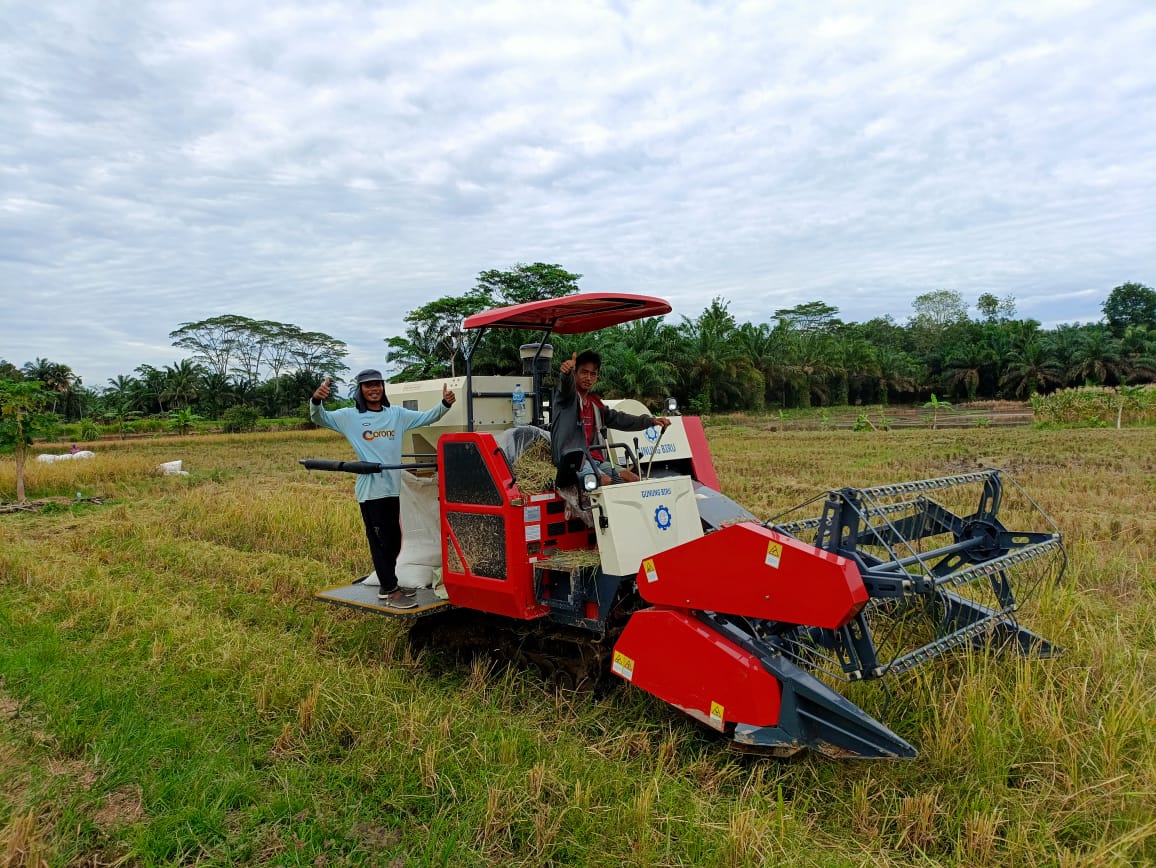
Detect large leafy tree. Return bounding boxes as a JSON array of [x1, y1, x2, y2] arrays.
[[0, 380, 55, 502], [474, 262, 582, 306], [386, 290, 492, 381], [911, 289, 969, 329], [909, 289, 970, 359], [170, 316, 347, 387], [169, 315, 248, 380], [471, 264, 583, 375], [1102, 282, 1156, 336], [976, 293, 1017, 322], [389, 264, 584, 379]]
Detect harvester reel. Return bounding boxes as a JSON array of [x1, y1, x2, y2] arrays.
[[769, 469, 1065, 684]]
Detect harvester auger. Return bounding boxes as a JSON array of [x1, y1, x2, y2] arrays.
[[305, 292, 1065, 759]]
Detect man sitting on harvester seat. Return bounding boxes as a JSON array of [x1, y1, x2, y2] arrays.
[[550, 350, 669, 488]]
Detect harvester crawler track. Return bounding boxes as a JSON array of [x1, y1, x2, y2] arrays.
[[408, 608, 618, 693]]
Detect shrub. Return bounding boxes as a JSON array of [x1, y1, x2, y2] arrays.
[[131, 417, 167, 434], [1031, 386, 1156, 427], [220, 405, 261, 433]]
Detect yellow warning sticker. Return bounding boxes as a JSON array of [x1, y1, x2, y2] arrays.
[[611, 650, 635, 681], [709, 701, 725, 729], [643, 557, 658, 583], [765, 540, 783, 569]]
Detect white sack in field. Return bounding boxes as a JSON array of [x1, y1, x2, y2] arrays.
[[156, 460, 189, 476], [37, 451, 96, 463]]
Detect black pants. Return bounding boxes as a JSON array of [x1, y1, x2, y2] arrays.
[[359, 496, 401, 593]]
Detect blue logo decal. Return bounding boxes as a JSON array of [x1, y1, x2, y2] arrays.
[[654, 505, 672, 531], [645, 425, 660, 442]]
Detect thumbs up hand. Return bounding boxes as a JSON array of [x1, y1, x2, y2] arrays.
[[560, 352, 578, 375], [442, 383, 456, 406], [313, 377, 331, 401]]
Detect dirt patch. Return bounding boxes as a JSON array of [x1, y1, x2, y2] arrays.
[[45, 758, 98, 791], [348, 822, 401, 850], [91, 785, 146, 832]]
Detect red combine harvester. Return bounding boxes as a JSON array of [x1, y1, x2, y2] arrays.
[[303, 293, 1064, 758]]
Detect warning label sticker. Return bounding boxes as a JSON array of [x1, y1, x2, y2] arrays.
[[765, 540, 783, 569], [709, 701, 725, 730], [642, 557, 658, 583], [611, 650, 635, 681]]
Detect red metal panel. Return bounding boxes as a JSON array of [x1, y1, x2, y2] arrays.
[[612, 607, 781, 729], [679, 415, 720, 489], [635, 523, 867, 629], [437, 432, 549, 620], [463, 293, 672, 334]]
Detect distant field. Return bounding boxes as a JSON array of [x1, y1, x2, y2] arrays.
[[1, 425, 1153, 866]]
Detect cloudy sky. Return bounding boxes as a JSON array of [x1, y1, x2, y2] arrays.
[[2, 0, 1154, 388]]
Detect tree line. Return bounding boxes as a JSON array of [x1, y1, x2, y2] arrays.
[[2, 269, 1154, 426], [384, 270, 1156, 413]]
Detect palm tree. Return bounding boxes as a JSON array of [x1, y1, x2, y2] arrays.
[[134, 364, 168, 413], [874, 347, 921, 405], [597, 344, 676, 406], [1120, 325, 1156, 384], [1000, 341, 1064, 398], [1068, 327, 1128, 386], [385, 321, 452, 382], [942, 341, 996, 402], [197, 372, 234, 420], [673, 298, 754, 412], [21, 358, 80, 417], [162, 359, 204, 410]]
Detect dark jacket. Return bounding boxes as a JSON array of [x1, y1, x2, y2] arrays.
[[550, 370, 657, 479]]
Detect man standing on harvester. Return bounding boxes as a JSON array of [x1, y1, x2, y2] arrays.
[[551, 350, 670, 485], [311, 369, 455, 609]]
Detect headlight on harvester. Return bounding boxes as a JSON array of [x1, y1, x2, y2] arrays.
[[665, 396, 679, 415]]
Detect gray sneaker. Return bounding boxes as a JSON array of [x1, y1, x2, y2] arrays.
[[378, 588, 418, 609]]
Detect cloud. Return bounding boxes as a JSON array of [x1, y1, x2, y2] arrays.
[[1, 0, 1153, 386]]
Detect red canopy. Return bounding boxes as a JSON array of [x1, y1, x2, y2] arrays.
[[463, 293, 672, 335]]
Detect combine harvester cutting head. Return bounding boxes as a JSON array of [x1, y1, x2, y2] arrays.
[[614, 468, 1065, 757]]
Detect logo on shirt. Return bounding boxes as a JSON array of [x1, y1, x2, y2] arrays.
[[362, 429, 396, 441]]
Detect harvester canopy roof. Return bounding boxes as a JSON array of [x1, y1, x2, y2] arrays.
[[463, 293, 672, 335]]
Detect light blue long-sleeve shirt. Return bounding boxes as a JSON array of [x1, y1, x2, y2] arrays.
[[310, 399, 450, 501]]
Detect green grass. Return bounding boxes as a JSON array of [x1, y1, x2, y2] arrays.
[[1, 426, 1154, 865]]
